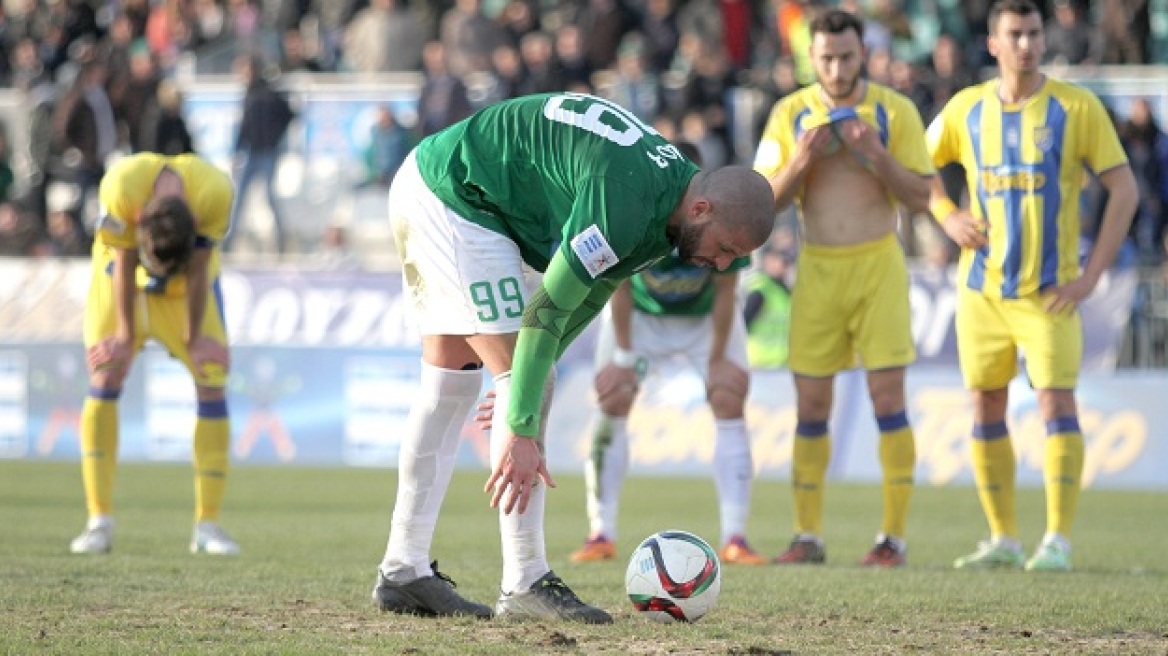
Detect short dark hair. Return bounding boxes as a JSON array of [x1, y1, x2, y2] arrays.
[[138, 196, 196, 276], [809, 9, 865, 42], [988, 0, 1041, 33]]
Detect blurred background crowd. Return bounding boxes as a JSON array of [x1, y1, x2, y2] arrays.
[[0, 0, 1164, 365]]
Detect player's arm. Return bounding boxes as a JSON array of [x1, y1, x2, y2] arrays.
[[928, 175, 986, 249], [507, 250, 603, 437], [836, 113, 932, 213], [608, 279, 634, 353], [709, 270, 739, 361], [766, 127, 835, 212], [1046, 163, 1138, 313]]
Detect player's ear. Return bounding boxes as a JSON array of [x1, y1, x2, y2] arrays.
[[690, 198, 712, 221]]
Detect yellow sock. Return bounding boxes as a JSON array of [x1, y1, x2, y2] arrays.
[[971, 422, 1017, 540], [80, 392, 120, 517], [877, 412, 915, 539], [792, 421, 831, 536], [1044, 418, 1085, 538], [193, 399, 231, 522]]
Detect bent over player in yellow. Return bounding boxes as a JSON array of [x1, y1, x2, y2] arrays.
[[70, 153, 241, 556], [927, 0, 1137, 572], [754, 9, 934, 567]]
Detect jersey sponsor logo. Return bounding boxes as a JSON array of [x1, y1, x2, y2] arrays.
[[979, 168, 1046, 196], [570, 225, 619, 278], [96, 213, 125, 235]]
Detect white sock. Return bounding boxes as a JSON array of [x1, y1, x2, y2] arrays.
[[381, 362, 481, 582], [1041, 532, 1071, 551], [87, 515, 114, 531], [713, 418, 752, 545], [492, 372, 551, 594], [991, 536, 1023, 552], [584, 415, 629, 541]]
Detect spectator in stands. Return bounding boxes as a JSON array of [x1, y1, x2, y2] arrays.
[[343, 0, 424, 74], [416, 41, 473, 137], [497, 0, 540, 49], [578, 0, 635, 72], [515, 30, 564, 96], [42, 204, 90, 256], [139, 80, 194, 156], [1098, 0, 1149, 65], [311, 223, 362, 271], [925, 34, 977, 119], [279, 28, 322, 74], [226, 54, 294, 254], [310, 0, 362, 70], [604, 34, 662, 123], [554, 25, 594, 90], [890, 59, 933, 120], [639, 0, 680, 74], [441, 0, 507, 77], [361, 105, 412, 188], [0, 131, 13, 204], [52, 60, 116, 218], [108, 45, 160, 153], [1119, 98, 1168, 265], [0, 202, 40, 256], [1044, 0, 1100, 65], [478, 44, 526, 106]]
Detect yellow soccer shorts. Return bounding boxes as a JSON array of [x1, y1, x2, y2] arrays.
[[955, 286, 1082, 390], [84, 245, 229, 388], [788, 233, 916, 377]]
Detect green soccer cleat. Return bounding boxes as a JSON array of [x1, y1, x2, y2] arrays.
[[1025, 542, 1073, 572], [953, 540, 1025, 570]]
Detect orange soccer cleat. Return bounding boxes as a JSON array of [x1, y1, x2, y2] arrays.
[[860, 537, 907, 567], [719, 535, 770, 566], [569, 535, 616, 563], [773, 537, 826, 564]]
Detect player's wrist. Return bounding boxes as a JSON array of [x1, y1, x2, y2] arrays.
[[929, 196, 958, 223], [612, 346, 639, 368]]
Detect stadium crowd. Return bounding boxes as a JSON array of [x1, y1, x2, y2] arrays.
[[0, 0, 1164, 364]]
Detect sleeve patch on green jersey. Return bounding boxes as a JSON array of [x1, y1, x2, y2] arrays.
[[570, 225, 619, 279]]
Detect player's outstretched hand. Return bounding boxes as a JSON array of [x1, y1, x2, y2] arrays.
[[485, 434, 556, 515], [188, 336, 230, 378], [941, 210, 988, 250], [88, 336, 133, 373]]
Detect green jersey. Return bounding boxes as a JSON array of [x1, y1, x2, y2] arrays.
[[630, 255, 751, 316], [415, 93, 699, 283]]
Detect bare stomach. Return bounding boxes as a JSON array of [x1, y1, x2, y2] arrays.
[[797, 152, 900, 247]]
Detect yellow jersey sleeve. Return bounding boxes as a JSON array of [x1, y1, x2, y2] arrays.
[[96, 155, 161, 249], [179, 156, 233, 242], [753, 97, 800, 179], [1078, 92, 1128, 175], [926, 92, 967, 169], [885, 92, 934, 176]]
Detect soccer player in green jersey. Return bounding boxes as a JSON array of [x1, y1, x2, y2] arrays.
[[569, 142, 769, 567], [371, 93, 776, 622]]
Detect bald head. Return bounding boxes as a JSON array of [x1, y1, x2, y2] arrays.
[[692, 165, 776, 249]]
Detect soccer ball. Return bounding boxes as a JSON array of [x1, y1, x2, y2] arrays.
[[625, 530, 722, 623]]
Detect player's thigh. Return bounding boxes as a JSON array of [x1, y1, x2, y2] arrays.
[[955, 287, 1017, 390], [854, 251, 915, 371], [788, 257, 851, 376], [149, 280, 230, 388], [1013, 295, 1082, 390], [390, 158, 532, 337]]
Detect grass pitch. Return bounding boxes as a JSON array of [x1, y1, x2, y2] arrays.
[[1, 461, 1166, 655]]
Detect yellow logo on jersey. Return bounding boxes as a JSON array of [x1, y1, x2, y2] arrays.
[[979, 170, 1047, 195]]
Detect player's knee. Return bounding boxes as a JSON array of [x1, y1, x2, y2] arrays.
[[598, 388, 636, 416], [707, 387, 745, 419], [89, 368, 127, 391]]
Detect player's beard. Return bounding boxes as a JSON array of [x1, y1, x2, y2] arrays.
[[821, 71, 861, 102], [674, 221, 708, 266]]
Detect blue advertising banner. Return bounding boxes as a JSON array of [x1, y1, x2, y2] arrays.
[[1, 260, 1159, 489]]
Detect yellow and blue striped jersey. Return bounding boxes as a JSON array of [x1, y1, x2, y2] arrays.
[[926, 77, 1127, 299], [754, 81, 934, 205]]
